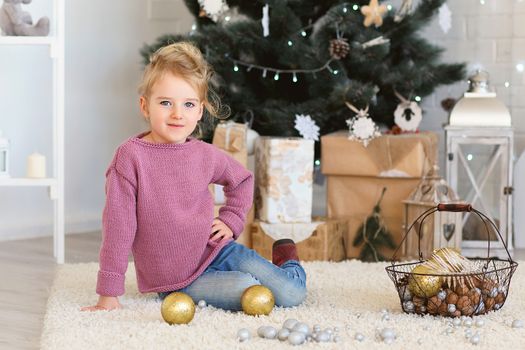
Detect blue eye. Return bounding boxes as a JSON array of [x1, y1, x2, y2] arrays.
[[184, 102, 195, 108], [160, 100, 172, 107]]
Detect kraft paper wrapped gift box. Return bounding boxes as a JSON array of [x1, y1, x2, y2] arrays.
[[250, 218, 347, 262], [212, 121, 248, 166], [255, 137, 314, 223], [321, 131, 438, 259]]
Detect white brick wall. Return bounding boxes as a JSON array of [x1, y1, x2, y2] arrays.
[[415, 0, 525, 163]]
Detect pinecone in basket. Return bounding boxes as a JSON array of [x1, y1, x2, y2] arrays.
[[495, 292, 506, 304], [445, 290, 458, 304], [468, 288, 481, 305], [329, 38, 350, 59], [438, 302, 449, 316], [455, 283, 469, 296], [426, 296, 441, 315], [457, 295, 473, 315], [484, 297, 495, 311]]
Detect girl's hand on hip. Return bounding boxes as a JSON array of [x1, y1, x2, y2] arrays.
[[210, 218, 233, 242], [81, 295, 121, 312]]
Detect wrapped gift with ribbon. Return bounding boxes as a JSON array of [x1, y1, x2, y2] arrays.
[[211, 121, 248, 205], [255, 137, 314, 223], [212, 121, 248, 165], [321, 131, 438, 258]]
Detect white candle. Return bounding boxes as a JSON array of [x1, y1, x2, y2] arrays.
[[27, 152, 46, 178]]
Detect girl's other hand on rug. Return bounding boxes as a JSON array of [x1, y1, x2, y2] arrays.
[[80, 296, 121, 312]]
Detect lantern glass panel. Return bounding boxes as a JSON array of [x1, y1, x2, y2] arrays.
[[0, 150, 6, 172], [457, 143, 502, 242]]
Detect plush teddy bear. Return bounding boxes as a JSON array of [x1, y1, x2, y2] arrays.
[[0, 0, 49, 36]]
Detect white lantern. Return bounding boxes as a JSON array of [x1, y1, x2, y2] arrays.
[[0, 130, 9, 178], [445, 71, 513, 258], [402, 165, 463, 260]]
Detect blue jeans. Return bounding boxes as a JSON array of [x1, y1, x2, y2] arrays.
[[158, 241, 307, 311]]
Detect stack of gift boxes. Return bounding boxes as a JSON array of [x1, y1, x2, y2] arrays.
[[213, 123, 438, 262], [251, 136, 347, 262]]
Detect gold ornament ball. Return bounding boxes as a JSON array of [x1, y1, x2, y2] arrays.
[[161, 292, 195, 325], [408, 265, 442, 298], [241, 285, 275, 316]]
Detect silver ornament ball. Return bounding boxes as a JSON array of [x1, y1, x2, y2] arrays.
[[277, 328, 290, 341], [317, 331, 331, 342], [403, 301, 415, 313], [292, 322, 309, 334], [448, 304, 457, 313], [288, 331, 306, 345], [355, 332, 365, 341], [237, 328, 251, 342], [283, 318, 298, 330]]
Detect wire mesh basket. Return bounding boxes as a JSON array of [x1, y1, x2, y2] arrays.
[[385, 203, 518, 317]]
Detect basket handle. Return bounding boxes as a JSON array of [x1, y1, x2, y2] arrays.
[[390, 203, 514, 263], [437, 203, 472, 212]]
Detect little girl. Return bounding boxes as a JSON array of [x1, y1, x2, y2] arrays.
[[82, 42, 306, 312]]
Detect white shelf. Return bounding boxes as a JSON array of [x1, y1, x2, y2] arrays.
[[0, 36, 55, 46], [0, 177, 56, 187], [0, 0, 65, 264]]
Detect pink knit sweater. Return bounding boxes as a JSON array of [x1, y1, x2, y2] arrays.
[[96, 133, 254, 296]]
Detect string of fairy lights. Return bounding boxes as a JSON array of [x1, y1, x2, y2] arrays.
[[191, 1, 525, 93], [222, 3, 394, 82], [191, 2, 399, 84]]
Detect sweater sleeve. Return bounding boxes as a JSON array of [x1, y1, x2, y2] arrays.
[[96, 151, 137, 296], [211, 148, 254, 240]]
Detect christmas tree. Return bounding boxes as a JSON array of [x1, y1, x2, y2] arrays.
[[141, 0, 465, 142]]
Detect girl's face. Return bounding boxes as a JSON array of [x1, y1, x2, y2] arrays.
[[140, 72, 203, 144]]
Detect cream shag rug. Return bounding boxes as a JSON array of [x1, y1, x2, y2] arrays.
[[41, 260, 525, 349]]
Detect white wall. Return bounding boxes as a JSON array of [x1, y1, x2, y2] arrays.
[[1, 0, 524, 240], [0, 0, 192, 239], [417, 0, 525, 168]]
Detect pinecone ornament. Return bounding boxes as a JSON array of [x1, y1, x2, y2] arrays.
[[329, 38, 350, 59]]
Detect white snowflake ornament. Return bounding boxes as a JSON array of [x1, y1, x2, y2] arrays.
[[344, 103, 380, 147], [439, 4, 452, 34], [294, 114, 320, 141], [394, 101, 422, 132], [198, 0, 229, 22]]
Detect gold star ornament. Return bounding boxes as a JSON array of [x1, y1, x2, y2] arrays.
[[361, 0, 388, 27]]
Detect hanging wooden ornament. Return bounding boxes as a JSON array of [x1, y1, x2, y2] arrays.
[[394, 0, 413, 23], [393, 91, 422, 132]]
